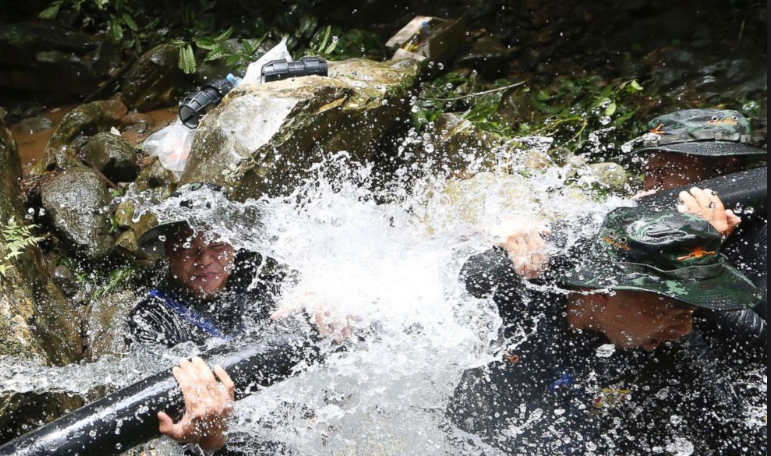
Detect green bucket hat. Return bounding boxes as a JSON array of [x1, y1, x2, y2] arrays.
[[137, 183, 261, 255], [625, 109, 766, 158], [560, 206, 761, 311]]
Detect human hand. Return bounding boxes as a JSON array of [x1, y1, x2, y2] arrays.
[[158, 357, 235, 453], [678, 187, 741, 238], [494, 219, 552, 280], [271, 293, 356, 343]]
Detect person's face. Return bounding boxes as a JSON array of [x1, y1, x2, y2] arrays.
[[594, 291, 696, 353], [642, 152, 743, 191], [165, 226, 236, 300]]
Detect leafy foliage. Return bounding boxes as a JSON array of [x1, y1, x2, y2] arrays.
[[414, 70, 650, 158], [37, 0, 386, 74], [0, 218, 46, 278]]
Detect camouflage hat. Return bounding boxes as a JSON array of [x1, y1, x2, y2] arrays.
[[560, 206, 761, 311], [625, 109, 766, 157]]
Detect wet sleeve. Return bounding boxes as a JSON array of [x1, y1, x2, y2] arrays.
[[728, 223, 767, 320], [460, 247, 529, 315], [127, 297, 189, 348]]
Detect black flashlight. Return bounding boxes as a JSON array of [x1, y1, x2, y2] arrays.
[[262, 56, 328, 83], [178, 76, 239, 129]]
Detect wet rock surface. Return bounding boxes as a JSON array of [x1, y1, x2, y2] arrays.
[[15, 114, 54, 135], [421, 113, 504, 175], [1, 111, 84, 442], [32, 99, 128, 175], [181, 58, 420, 200], [121, 44, 185, 113], [40, 168, 113, 259], [85, 290, 137, 361], [0, 23, 123, 96], [81, 132, 138, 182]]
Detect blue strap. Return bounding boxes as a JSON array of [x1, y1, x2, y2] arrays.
[[549, 370, 575, 394], [150, 289, 233, 341]]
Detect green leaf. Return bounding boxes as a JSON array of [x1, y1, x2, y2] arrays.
[[178, 44, 197, 74], [39, 2, 62, 20], [121, 13, 139, 32], [195, 38, 217, 50], [108, 17, 124, 41], [604, 102, 617, 116], [535, 89, 551, 101], [145, 17, 161, 30], [630, 80, 644, 92], [612, 109, 637, 127], [319, 26, 331, 52], [225, 55, 241, 67], [204, 48, 227, 62], [325, 39, 338, 55], [214, 27, 234, 43], [243, 39, 256, 55]]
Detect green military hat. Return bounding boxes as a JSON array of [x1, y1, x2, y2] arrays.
[[560, 206, 761, 311], [625, 109, 766, 157]]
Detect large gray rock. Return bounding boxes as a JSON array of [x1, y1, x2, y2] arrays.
[[41, 168, 113, 259], [180, 58, 420, 200], [1, 111, 84, 441], [121, 44, 185, 112], [31, 100, 128, 175], [0, 23, 123, 96], [82, 132, 138, 182]]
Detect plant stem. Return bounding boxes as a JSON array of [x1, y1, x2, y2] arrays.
[[419, 80, 529, 102]]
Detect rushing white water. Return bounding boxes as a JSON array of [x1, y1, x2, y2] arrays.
[[1, 141, 765, 455]]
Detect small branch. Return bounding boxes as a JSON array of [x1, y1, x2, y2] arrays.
[[419, 80, 529, 102], [80, 159, 122, 191]]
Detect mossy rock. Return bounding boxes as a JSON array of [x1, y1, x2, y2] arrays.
[[180, 58, 420, 201], [31, 100, 128, 176]]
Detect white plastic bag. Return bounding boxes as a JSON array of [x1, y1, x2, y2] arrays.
[[241, 37, 294, 85], [142, 120, 195, 176]]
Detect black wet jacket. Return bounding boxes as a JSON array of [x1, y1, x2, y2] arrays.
[[128, 252, 290, 456], [128, 252, 285, 349], [449, 248, 766, 456], [698, 220, 767, 363]]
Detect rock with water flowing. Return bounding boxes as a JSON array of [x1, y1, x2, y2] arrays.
[[82, 132, 139, 182], [40, 168, 114, 259], [85, 290, 137, 361], [585, 162, 630, 192], [420, 113, 505, 176], [31, 100, 128, 175], [1, 111, 84, 442], [121, 44, 186, 112], [180, 58, 420, 200]]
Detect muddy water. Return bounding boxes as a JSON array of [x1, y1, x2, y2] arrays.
[[10, 105, 179, 175], [10, 105, 73, 174]]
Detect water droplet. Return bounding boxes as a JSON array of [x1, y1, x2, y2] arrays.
[[596, 344, 616, 358]]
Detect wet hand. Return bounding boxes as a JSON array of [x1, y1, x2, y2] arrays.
[[678, 187, 741, 237], [494, 219, 552, 280], [271, 294, 356, 343], [158, 357, 235, 453]]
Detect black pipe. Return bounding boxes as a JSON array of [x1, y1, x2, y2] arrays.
[[637, 167, 767, 216], [0, 328, 318, 456]]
